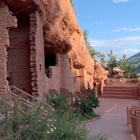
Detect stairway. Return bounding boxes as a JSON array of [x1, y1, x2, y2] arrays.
[[101, 84, 140, 99], [8, 86, 53, 115]]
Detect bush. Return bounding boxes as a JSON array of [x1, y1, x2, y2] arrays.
[[75, 93, 100, 121], [87, 93, 100, 109], [0, 94, 109, 140], [48, 93, 71, 114]]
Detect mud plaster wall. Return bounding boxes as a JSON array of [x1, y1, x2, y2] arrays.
[[8, 19, 32, 94], [60, 54, 77, 94], [44, 54, 61, 94], [0, 1, 17, 93]]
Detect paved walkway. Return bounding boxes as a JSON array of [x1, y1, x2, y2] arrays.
[[87, 98, 139, 140]]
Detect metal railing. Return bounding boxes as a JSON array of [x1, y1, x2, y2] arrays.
[[10, 86, 53, 115], [127, 102, 140, 140]]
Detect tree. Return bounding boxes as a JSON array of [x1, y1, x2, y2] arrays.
[[118, 54, 129, 70], [107, 50, 117, 76], [70, 0, 75, 11], [99, 54, 106, 67], [118, 54, 137, 78], [83, 30, 102, 59]]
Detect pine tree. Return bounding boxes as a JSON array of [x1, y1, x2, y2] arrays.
[[99, 54, 106, 67], [83, 30, 102, 59], [107, 50, 117, 76], [118, 54, 137, 78]]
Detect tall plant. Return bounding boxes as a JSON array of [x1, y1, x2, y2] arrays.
[[107, 49, 117, 76], [118, 54, 137, 78]]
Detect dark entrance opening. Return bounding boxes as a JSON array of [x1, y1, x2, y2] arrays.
[[45, 54, 57, 78]]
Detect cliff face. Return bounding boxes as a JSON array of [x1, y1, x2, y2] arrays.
[[4, 0, 41, 18], [0, 0, 107, 97], [5, 0, 93, 73]]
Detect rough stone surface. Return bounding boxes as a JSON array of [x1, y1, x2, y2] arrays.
[[0, 1, 17, 94], [0, 0, 107, 99], [4, 0, 42, 18]]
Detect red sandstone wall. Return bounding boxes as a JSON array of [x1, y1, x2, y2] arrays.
[[0, 0, 96, 97]]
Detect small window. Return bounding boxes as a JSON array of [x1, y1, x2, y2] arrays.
[[44, 53, 57, 78]]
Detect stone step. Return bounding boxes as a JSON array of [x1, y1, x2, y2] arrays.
[[105, 84, 138, 87], [103, 91, 139, 95], [103, 89, 138, 93], [100, 95, 139, 99], [104, 88, 139, 90]]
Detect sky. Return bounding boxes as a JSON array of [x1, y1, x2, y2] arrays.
[[72, 0, 140, 60]]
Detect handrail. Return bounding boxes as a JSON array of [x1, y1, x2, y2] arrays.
[[129, 111, 140, 119], [10, 91, 48, 115], [6, 99, 25, 114], [127, 106, 140, 140], [10, 86, 53, 111]]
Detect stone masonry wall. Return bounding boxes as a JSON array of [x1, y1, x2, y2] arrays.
[[44, 54, 61, 94], [30, 12, 40, 97], [0, 1, 17, 94], [8, 19, 32, 94]]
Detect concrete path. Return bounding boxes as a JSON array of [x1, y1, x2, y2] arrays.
[[87, 98, 139, 140]]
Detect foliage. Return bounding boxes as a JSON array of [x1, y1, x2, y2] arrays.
[[83, 30, 104, 59], [47, 113, 89, 140], [118, 54, 129, 70], [70, 0, 76, 14], [87, 93, 100, 108], [0, 95, 109, 140], [128, 52, 140, 73], [107, 50, 117, 70], [48, 93, 71, 115], [124, 65, 137, 78], [118, 54, 138, 78], [0, 96, 54, 140], [107, 50, 117, 76], [99, 54, 106, 67], [76, 93, 100, 121]]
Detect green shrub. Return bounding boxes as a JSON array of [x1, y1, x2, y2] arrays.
[[0, 94, 109, 140], [87, 93, 100, 108], [75, 93, 100, 120], [48, 93, 71, 114]]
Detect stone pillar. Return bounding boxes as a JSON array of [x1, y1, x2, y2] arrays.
[[29, 11, 45, 98], [0, 1, 17, 94]]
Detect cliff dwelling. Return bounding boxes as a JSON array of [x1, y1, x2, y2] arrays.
[[0, 0, 107, 101]]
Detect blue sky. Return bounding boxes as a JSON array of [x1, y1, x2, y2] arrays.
[[72, 0, 140, 60]]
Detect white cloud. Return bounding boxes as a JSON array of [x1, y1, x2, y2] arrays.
[[95, 21, 103, 24], [112, 0, 129, 3], [111, 27, 140, 32], [122, 49, 140, 54], [89, 36, 140, 60]]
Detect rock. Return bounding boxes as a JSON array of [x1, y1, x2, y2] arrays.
[[4, 0, 42, 18]]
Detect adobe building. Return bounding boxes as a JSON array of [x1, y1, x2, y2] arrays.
[[0, 0, 100, 99]]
